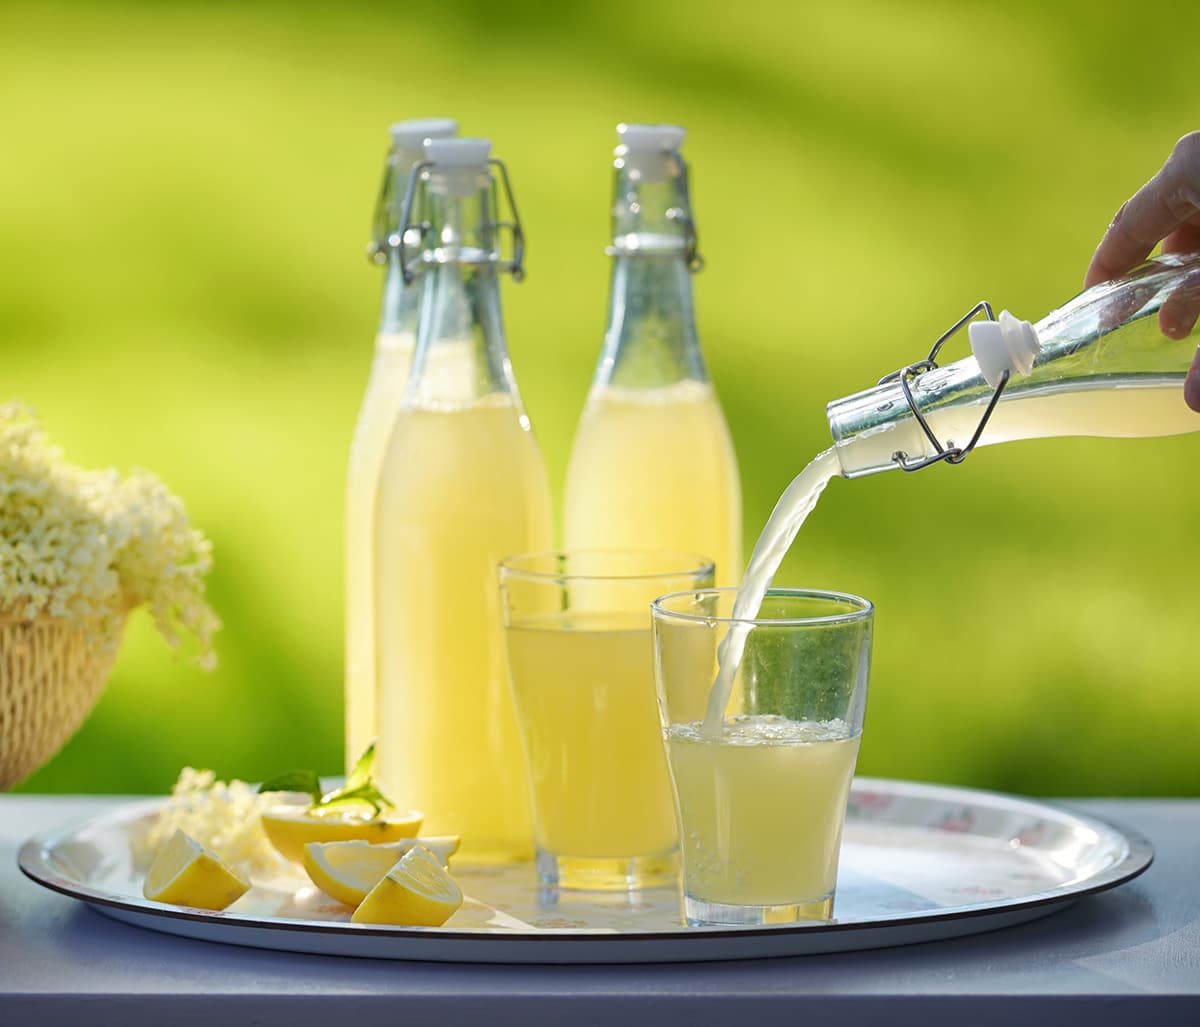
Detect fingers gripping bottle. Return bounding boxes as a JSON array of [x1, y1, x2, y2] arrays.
[[345, 118, 458, 775], [374, 138, 553, 862], [564, 124, 742, 585], [826, 251, 1200, 477]]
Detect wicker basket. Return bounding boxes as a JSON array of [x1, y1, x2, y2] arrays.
[[0, 613, 126, 790]]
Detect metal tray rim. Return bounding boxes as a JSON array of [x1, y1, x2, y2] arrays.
[[17, 777, 1154, 961]]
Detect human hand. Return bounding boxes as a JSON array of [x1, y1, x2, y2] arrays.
[[1084, 132, 1200, 411]]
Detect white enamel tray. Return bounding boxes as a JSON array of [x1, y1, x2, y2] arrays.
[[17, 777, 1152, 964]]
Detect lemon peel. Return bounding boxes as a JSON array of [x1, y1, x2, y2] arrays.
[[302, 836, 461, 906], [350, 844, 463, 927], [142, 827, 251, 911], [260, 804, 423, 864]]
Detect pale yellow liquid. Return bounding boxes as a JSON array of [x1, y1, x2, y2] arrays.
[[504, 611, 675, 859], [564, 381, 742, 585], [667, 715, 860, 907], [344, 332, 414, 773], [375, 391, 552, 862], [836, 378, 1200, 477]]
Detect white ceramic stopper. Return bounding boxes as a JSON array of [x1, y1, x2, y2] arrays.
[[969, 310, 1041, 389], [389, 117, 458, 156], [616, 123, 686, 183], [424, 137, 491, 169], [618, 123, 686, 152]]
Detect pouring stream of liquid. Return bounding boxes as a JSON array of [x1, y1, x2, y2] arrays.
[[702, 448, 841, 735]]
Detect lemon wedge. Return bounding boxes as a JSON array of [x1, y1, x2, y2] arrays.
[[350, 844, 463, 927], [260, 803, 423, 864], [303, 836, 461, 906], [142, 828, 251, 911]]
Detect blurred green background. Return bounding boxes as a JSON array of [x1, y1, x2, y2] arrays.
[[6, 0, 1199, 798]]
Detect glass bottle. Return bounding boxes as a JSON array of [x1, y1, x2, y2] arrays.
[[826, 251, 1200, 478], [564, 123, 743, 585], [374, 138, 553, 862], [345, 118, 457, 774]]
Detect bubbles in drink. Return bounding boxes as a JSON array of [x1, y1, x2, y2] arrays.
[[668, 715, 854, 746]]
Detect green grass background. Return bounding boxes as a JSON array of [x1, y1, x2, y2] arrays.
[[6, 0, 1199, 797]]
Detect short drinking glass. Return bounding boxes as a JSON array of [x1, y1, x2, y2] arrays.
[[499, 551, 715, 890], [651, 588, 873, 925]]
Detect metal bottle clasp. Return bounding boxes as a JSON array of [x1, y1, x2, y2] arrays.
[[879, 301, 1011, 472], [603, 151, 705, 271], [366, 152, 397, 266], [392, 158, 527, 285], [675, 152, 703, 272]]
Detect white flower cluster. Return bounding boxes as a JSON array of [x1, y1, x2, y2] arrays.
[[130, 766, 285, 880], [0, 403, 219, 666]]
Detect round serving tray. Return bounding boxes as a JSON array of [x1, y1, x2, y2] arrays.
[[18, 777, 1152, 964]]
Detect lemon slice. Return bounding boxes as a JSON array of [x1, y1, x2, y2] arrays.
[[260, 803, 423, 864], [303, 836, 461, 906], [350, 844, 463, 927], [142, 828, 251, 911]]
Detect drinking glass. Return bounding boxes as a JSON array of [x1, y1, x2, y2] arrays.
[[651, 588, 873, 925], [499, 551, 714, 890]]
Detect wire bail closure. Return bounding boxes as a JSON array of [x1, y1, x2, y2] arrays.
[[675, 153, 704, 272], [668, 207, 704, 272], [602, 151, 704, 271], [366, 155, 399, 265], [392, 157, 527, 285], [878, 301, 1011, 472]]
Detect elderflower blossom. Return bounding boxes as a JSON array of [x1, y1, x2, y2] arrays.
[[0, 403, 219, 665], [130, 766, 286, 880]]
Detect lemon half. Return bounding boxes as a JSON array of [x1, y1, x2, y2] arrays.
[[260, 804, 423, 864], [303, 836, 461, 906], [143, 828, 251, 911], [350, 845, 463, 927]]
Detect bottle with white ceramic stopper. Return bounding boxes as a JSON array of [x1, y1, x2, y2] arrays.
[[373, 138, 552, 862], [826, 252, 1200, 478], [564, 123, 743, 585], [344, 118, 458, 775]]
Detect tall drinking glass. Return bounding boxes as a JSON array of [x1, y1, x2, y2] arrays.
[[499, 551, 715, 890], [651, 588, 873, 925]]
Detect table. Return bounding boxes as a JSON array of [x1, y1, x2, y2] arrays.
[[2, 795, 1197, 1026]]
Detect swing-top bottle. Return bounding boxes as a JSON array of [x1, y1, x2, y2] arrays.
[[826, 251, 1200, 477], [374, 138, 552, 862], [564, 124, 742, 584]]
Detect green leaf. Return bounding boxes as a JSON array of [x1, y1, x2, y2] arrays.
[[258, 769, 322, 802], [257, 742, 396, 819], [310, 741, 395, 817], [314, 782, 394, 819], [343, 740, 378, 792]]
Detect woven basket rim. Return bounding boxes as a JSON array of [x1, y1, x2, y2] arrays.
[[0, 596, 131, 628]]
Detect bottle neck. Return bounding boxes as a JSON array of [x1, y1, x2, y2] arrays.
[[595, 158, 707, 390], [600, 256, 707, 388], [406, 175, 521, 408]]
